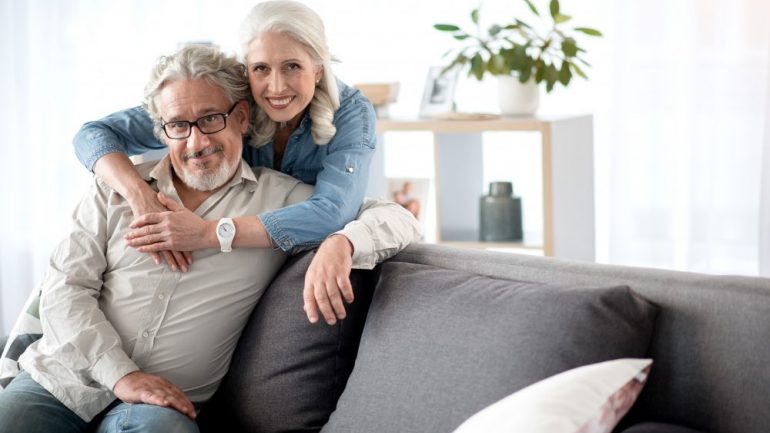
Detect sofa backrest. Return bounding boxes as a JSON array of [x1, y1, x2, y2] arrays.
[[389, 244, 770, 433]]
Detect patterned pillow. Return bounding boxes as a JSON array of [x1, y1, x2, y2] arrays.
[[453, 359, 652, 433], [0, 289, 43, 388]]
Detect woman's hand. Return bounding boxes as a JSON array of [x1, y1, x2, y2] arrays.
[[126, 187, 192, 272], [125, 193, 205, 269], [303, 235, 355, 325]]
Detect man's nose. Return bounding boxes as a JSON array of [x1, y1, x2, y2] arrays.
[[187, 125, 210, 150]]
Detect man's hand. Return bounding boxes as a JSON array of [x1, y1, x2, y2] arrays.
[[126, 189, 192, 272], [125, 193, 204, 268], [303, 235, 355, 325], [113, 371, 196, 420]]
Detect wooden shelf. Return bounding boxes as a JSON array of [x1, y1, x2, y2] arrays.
[[367, 114, 595, 261], [377, 114, 591, 133]]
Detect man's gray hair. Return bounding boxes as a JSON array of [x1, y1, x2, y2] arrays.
[[143, 44, 255, 140], [240, 0, 340, 147]]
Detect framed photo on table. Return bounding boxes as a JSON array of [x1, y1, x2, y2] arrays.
[[419, 66, 459, 117], [387, 177, 432, 240]]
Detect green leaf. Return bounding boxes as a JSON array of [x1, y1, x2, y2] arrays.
[[471, 53, 485, 81], [442, 54, 469, 75], [571, 62, 588, 79], [574, 27, 603, 37], [576, 56, 592, 67], [487, 53, 508, 75], [515, 18, 532, 29], [545, 63, 559, 92], [561, 37, 578, 57], [489, 24, 502, 37], [471, 8, 479, 24], [523, 0, 539, 16], [549, 0, 560, 18], [453, 34, 471, 40], [554, 14, 571, 24], [534, 60, 545, 83], [434, 24, 461, 32], [504, 23, 520, 30], [558, 61, 572, 85], [519, 66, 532, 83]]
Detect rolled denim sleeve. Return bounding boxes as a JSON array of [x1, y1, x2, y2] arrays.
[[73, 106, 165, 171], [259, 93, 376, 251]]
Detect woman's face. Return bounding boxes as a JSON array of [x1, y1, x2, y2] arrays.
[[245, 31, 322, 126]]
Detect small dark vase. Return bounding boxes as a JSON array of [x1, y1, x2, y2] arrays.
[[479, 181, 523, 242]]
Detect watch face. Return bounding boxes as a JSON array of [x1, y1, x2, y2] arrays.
[[218, 223, 234, 237]]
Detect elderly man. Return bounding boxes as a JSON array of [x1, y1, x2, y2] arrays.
[[0, 45, 418, 433]]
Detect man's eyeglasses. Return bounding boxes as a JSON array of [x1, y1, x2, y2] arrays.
[[161, 102, 239, 140]]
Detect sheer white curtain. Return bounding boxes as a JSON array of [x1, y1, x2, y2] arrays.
[[760, 42, 770, 277], [599, 0, 770, 275]]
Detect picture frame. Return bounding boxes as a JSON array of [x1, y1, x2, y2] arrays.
[[387, 177, 432, 240], [419, 66, 459, 117]]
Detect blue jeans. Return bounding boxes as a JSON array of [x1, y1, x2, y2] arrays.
[[0, 372, 199, 433]]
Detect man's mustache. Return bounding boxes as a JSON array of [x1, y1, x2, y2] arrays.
[[183, 145, 224, 162]]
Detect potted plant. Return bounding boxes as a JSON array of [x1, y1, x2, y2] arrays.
[[434, 0, 602, 115]]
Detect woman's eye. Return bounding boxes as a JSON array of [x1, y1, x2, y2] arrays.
[[285, 63, 301, 72], [252, 65, 268, 73]]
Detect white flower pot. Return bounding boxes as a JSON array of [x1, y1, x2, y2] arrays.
[[498, 75, 539, 116]]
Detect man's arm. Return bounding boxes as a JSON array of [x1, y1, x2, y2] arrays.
[[35, 179, 195, 419], [303, 198, 422, 325]]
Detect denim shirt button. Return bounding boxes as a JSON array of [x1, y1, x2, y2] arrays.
[[346, 165, 354, 174]]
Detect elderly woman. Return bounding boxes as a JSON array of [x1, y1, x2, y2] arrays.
[[73, 1, 377, 323]]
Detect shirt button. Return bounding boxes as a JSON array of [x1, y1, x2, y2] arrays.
[[158, 293, 164, 300], [142, 331, 149, 338], [346, 166, 354, 174]]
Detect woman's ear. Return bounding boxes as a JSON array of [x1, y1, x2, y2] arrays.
[[315, 66, 323, 86]]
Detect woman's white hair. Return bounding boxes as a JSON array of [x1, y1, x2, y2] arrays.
[[143, 44, 255, 141], [240, 0, 340, 147]]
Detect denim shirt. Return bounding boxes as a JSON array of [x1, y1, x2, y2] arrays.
[[73, 80, 376, 251]]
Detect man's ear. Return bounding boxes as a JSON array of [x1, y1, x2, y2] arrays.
[[236, 100, 250, 134]]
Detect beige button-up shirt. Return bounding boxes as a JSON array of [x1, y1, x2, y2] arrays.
[[19, 157, 419, 421]]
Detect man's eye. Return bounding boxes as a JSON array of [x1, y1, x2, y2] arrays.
[[168, 122, 188, 131], [252, 65, 268, 73], [201, 115, 219, 124]]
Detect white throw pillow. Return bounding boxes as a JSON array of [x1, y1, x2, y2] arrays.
[[453, 358, 652, 433]]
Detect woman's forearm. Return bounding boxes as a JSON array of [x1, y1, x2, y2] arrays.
[[231, 216, 273, 249], [93, 152, 157, 207]]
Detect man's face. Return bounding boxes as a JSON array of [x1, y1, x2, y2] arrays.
[[157, 78, 248, 191]]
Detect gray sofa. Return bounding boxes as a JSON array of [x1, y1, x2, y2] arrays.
[[3, 243, 768, 432], [195, 243, 770, 433]]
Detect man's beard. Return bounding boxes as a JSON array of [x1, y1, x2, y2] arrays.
[[178, 146, 237, 192]]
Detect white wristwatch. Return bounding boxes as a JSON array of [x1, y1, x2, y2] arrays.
[[216, 218, 236, 252]]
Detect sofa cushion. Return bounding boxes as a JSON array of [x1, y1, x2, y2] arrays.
[[453, 358, 652, 433], [619, 422, 707, 433], [322, 261, 659, 433], [197, 251, 379, 433]]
